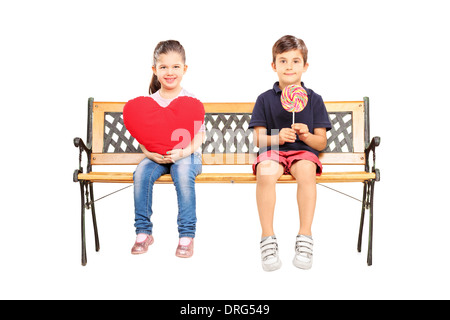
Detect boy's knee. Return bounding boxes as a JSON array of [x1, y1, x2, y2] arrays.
[[291, 160, 316, 184], [256, 160, 283, 184]]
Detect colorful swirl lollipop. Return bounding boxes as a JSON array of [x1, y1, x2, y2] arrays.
[[281, 84, 308, 124]]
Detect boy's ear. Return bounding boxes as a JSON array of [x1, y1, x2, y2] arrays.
[[271, 62, 277, 72], [303, 62, 309, 72], [183, 64, 188, 74]]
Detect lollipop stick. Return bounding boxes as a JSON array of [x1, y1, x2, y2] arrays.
[[292, 112, 295, 125]]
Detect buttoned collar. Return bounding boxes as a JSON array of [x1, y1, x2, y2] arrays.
[[273, 81, 309, 95]]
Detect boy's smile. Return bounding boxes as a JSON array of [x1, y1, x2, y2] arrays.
[[272, 49, 309, 90]]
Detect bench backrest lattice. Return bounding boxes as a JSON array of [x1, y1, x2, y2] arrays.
[[90, 100, 368, 166]]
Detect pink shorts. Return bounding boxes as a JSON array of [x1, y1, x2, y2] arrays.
[[252, 150, 323, 176]]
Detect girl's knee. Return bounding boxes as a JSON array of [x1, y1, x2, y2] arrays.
[[171, 163, 200, 192], [134, 158, 167, 185]]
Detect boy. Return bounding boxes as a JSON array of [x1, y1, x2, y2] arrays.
[[249, 35, 331, 271]]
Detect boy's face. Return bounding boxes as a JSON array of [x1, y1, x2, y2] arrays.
[[271, 49, 309, 89]]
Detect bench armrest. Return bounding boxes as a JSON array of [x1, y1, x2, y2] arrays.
[[73, 137, 92, 182], [365, 136, 380, 181], [74, 137, 91, 152], [366, 136, 380, 151]]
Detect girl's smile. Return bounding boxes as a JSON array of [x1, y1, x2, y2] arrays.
[[152, 51, 188, 99], [164, 77, 176, 84]]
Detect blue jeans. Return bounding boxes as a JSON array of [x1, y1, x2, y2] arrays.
[[133, 153, 202, 238]]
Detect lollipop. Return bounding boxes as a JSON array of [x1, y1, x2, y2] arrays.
[[281, 84, 308, 124]]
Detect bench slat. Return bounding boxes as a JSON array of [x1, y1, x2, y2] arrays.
[[77, 171, 376, 184], [89, 152, 366, 166]]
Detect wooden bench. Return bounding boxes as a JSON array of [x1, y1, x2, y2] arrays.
[[74, 97, 380, 266]]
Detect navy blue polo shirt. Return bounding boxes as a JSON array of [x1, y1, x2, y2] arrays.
[[249, 82, 332, 157]]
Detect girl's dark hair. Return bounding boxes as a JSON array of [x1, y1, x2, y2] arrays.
[[149, 40, 186, 94], [272, 35, 308, 65]]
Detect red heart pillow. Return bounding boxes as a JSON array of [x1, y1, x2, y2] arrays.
[[123, 96, 205, 155]]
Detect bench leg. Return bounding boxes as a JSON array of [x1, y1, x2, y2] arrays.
[[88, 182, 100, 252], [357, 181, 368, 253], [79, 181, 101, 266], [357, 180, 375, 266], [79, 181, 87, 266], [367, 180, 375, 266]]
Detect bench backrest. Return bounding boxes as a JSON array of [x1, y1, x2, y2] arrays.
[[86, 98, 369, 166]]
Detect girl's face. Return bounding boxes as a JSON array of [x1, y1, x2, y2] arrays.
[[152, 51, 187, 92], [271, 49, 309, 90]]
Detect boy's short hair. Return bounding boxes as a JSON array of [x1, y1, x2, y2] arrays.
[[272, 35, 308, 65]]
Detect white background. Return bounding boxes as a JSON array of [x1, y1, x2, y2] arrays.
[[1, 0, 449, 300]]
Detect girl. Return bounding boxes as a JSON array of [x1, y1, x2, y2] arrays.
[[131, 40, 204, 258]]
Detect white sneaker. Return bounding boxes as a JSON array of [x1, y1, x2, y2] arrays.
[[293, 235, 313, 270], [260, 236, 282, 271]]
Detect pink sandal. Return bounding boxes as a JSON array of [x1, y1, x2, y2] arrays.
[[131, 234, 154, 255], [176, 237, 194, 258]]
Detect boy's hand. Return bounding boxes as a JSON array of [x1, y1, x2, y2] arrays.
[[292, 123, 310, 141], [278, 128, 297, 145]]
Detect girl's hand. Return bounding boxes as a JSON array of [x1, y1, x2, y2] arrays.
[[278, 128, 297, 145], [165, 149, 184, 163], [292, 123, 309, 141], [140, 144, 173, 164], [147, 151, 173, 164]]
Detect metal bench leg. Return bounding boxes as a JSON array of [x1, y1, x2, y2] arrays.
[[357, 181, 368, 253], [80, 181, 87, 266], [367, 180, 375, 266], [358, 180, 375, 266], [79, 181, 101, 266], [88, 182, 100, 252]]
